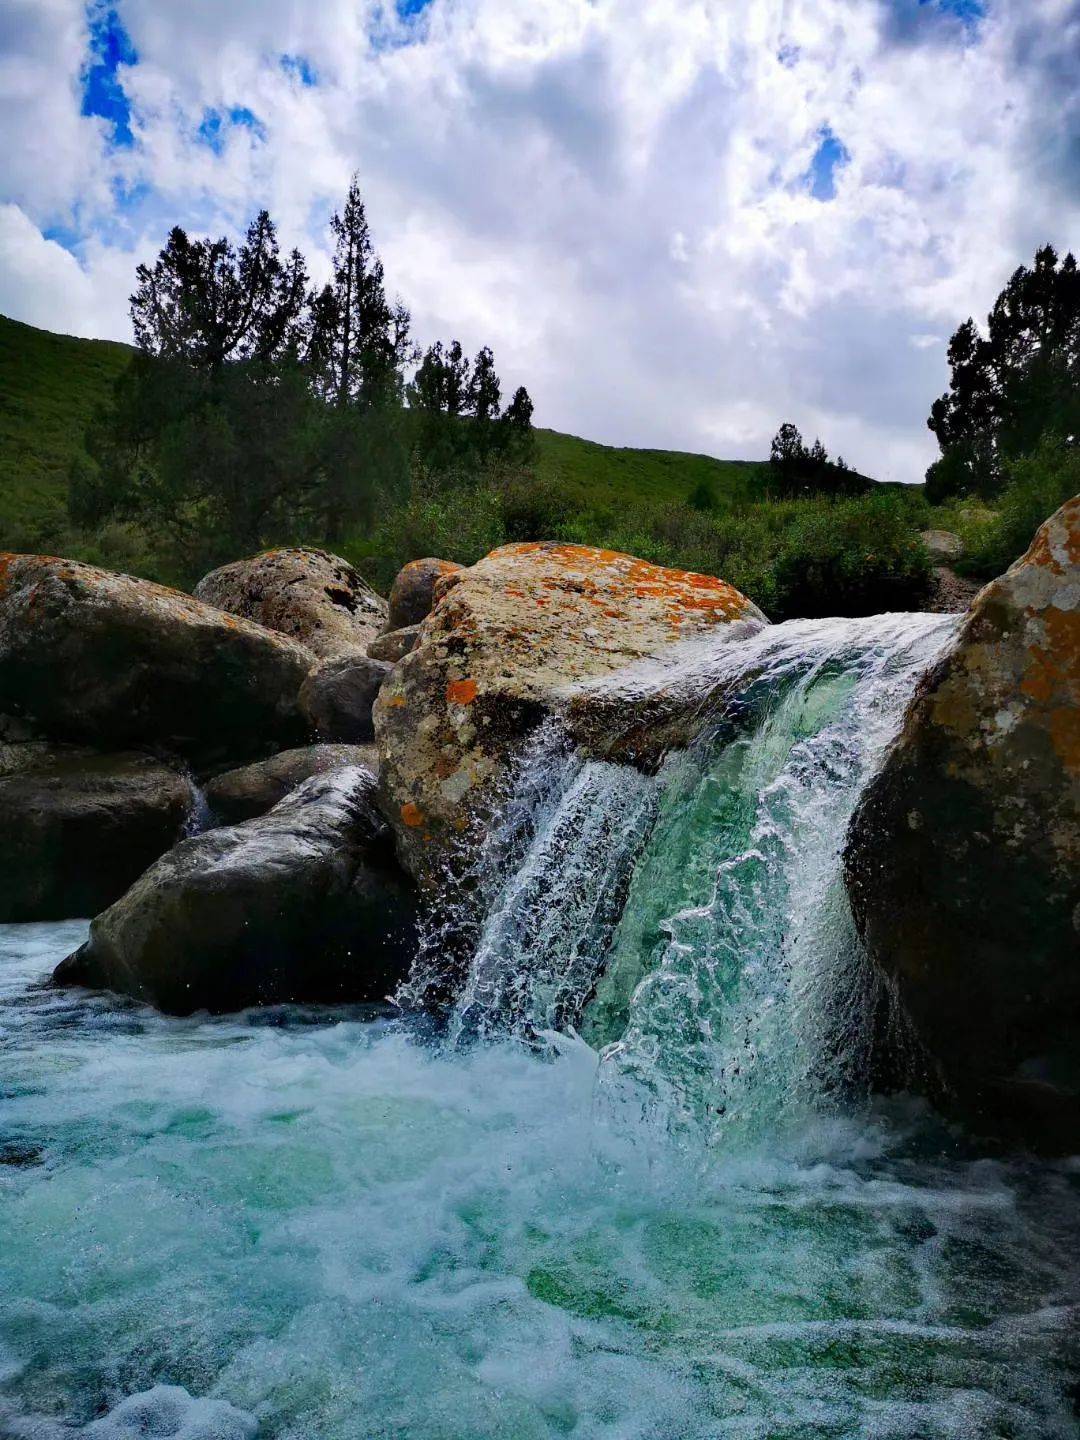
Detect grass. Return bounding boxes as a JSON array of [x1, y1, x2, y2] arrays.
[[0, 315, 133, 544], [533, 428, 769, 510]]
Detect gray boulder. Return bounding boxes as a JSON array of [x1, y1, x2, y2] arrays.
[[300, 655, 391, 742], [919, 528, 963, 564], [194, 548, 386, 659], [204, 743, 378, 824], [0, 749, 195, 922], [55, 767, 417, 1014], [367, 624, 421, 663], [0, 554, 313, 762]]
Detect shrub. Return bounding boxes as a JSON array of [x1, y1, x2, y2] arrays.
[[957, 436, 1080, 580], [350, 474, 506, 591], [768, 493, 932, 619]]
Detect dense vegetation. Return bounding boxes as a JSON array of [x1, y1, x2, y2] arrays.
[[1, 210, 1074, 619], [922, 243, 1079, 579]]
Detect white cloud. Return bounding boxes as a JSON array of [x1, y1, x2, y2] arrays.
[[1, 0, 1078, 483], [0, 204, 133, 338]]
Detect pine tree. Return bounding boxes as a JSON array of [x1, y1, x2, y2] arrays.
[[316, 176, 413, 411], [928, 244, 1080, 498], [130, 212, 308, 373]]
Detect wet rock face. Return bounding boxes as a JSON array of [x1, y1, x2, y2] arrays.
[[204, 743, 378, 824], [385, 557, 463, 631], [0, 554, 313, 763], [0, 750, 195, 922], [375, 541, 767, 885], [300, 655, 391, 742], [194, 548, 387, 659], [55, 768, 417, 1015], [846, 496, 1080, 1150]]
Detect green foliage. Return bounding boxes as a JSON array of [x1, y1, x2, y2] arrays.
[[533, 429, 771, 510], [0, 315, 132, 546], [351, 462, 507, 590], [551, 488, 930, 620], [768, 493, 932, 617], [73, 354, 331, 573], [4, 313, 939, 620], [954, 436, 1080, 580], [131, 212, 309, 370], [77, 184, 533, 562], [928, 244, 1080, 500]]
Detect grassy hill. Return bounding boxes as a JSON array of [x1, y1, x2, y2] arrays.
[[0, 315, 133, 540], [0, 314, 929, 620], [534, 428, 769, 509], [0, 314, 783, 543]]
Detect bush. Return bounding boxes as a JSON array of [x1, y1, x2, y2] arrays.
[[349, 471, 507, 591], [957, 436, 1079, 580], [769, 493, 932, 619]]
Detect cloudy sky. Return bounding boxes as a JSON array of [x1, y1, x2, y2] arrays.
[[1, 0, 1078, 481]]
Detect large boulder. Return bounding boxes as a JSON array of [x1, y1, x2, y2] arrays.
[[0, 555, 313, 762], [385, 556, 463, 631], [846, 496, 1080, 1149], [300, 655, 391, 742], [0, 749, 195, 922], [204, 742, 378, 824], [375, 542, 767, 884], [194, 548, 386, 659], [367, 624, 421, 663], [55, 768, 417, 1015]]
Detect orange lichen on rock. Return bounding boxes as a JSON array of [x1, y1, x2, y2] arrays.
[[400, 802, 425, 828], [1022, 607, 1080, 706], [373, 539, 766, 886], [446, 677, 478, 705]]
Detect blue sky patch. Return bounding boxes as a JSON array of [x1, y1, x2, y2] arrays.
[[281, 54, 317, 86], [397, 0, 434, 14], [197, 106, 266, 154], [807, 127, 850, 200], [80, 3, 137, 147], [43, 220, 83, 252], [923, 0, 985, 19]]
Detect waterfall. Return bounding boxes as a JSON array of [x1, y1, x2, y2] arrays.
[[414, 611, 960, 1136]]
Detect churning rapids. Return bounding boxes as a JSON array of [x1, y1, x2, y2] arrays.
[[1, 614, 1079, 1439]]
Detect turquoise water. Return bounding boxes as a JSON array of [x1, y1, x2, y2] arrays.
[[2, 614, 1079, 1437], [1, 929, 1078, 1438]]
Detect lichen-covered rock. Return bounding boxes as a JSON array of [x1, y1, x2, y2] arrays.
[[194, 548, 387, 659], [375, 542, 767, 885], [0, 750, 195, 922], [367, 624, 421, 663], [55, 768, 417, 1014], [0, 554, 313, 762], [204, 743, 378, 823], [385, 557, 463, 631], [300, 655, 391, 741], [846, 496, 1080, 1150]]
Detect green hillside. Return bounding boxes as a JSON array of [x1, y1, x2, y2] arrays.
[[0, 314, 932, 621], [0, 314, 780, 541], [534, 428, 768, 509], [0, 315, 133, 540]]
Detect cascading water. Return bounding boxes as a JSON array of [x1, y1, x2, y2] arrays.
[[424, 612, 958, 1138], [1, 612, 1078, 1439]]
